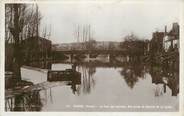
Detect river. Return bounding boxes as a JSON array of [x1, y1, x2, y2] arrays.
[[19, 62, 179, 112]]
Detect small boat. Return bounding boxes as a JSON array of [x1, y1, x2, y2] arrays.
[[47, 68, 81, 83]]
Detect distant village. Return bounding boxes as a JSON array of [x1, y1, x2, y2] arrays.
[[52, 41, 121, 51], [52, 22, 179, 54]]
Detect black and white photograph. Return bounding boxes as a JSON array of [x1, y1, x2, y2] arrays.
[[1, 0, 184, 115]]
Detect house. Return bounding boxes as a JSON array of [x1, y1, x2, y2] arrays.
[[163, 23, 179, 52], [22, 36, 52, 62]]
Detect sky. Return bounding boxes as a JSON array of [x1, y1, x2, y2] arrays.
[[38, 0, 181, 44]]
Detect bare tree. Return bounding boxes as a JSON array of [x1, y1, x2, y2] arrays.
[[5, 4, 42, 80]]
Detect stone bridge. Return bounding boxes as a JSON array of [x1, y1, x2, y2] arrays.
[[53, 49, 130, 62], [53, 49, 128, 55]]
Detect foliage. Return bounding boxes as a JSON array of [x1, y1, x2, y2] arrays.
[[120, 33, 146, 56], [85, 39, 96, 50], [5, 4, 42, 80]]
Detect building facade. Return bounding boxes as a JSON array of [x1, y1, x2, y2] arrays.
[[22, 36, 52, 62], [163, 23, 179, 52]]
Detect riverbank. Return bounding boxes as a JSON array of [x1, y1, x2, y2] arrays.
[[5, 71, 33, 90]]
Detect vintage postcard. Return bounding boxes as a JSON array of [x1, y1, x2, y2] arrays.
[[0, 0, 184, 116]]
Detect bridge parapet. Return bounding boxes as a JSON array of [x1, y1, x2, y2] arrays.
[[54, 49, 128, 55]]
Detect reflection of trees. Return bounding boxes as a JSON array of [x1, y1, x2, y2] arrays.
[[149, 66, 163, 84], [167, 75, 179, 96], [78, 64, 96, 94], [70, 77, 81, 95], [122, 70, 138, 89], [6, 91, 42, 111], [120, 64, 144, 89], [162, 68, 179, 96], [149, 66, 179, 96]]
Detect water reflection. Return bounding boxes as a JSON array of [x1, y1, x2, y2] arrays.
[[60, 62, 179, 97], [68, 74, 81, 95], [5, 90, 42, 111], [119, 63, 145, 89], [6, 61, 179, 111], [77, 64, 96, 94], [150, 66, 179, 96], [118, 62, 179, 96]]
